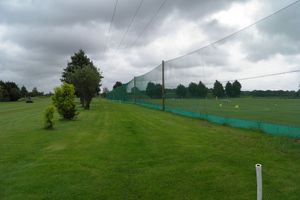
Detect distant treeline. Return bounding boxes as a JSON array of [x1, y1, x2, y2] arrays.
[[144, 80, 242, 99], [110, 80, 300, 99], [0, 80, 44, 102], [242, 90, 300, 98]]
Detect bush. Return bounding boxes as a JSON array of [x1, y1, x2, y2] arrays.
[[52, 83, 78, 120], [44, 106, 55, 129]]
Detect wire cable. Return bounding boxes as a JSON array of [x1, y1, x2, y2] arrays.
[[106, 0, 119, 48], [205, 69, 300, 86], [123, 0, 168, 50], [167, 0, 300, 63], [116, 0, 144, 51]]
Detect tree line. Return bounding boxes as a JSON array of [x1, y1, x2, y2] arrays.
[[0, 81, 44, 102], [111, 79, 300, 99], [144, 80, 242, 99]]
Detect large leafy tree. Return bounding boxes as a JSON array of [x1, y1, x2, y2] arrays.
[[188, 82, 198, 97], [70, 64, 101, 109], [176, 84, 187, 98], [0, 81, 9, 101], [4, 82, 21, 101], [197, 81, 208, 98], [113, 81, 122, 89], [232, 80, 242, 97], [212, 80, 225, 98], [225, 82, 233, 97], [20, 86, 28, 97], [146, 82, 162, 98], [62, 49, 103, 107]]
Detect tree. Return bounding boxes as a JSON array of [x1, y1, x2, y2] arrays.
[[52, 83, 77, 120], [176, 84, 187, 98], [225, 82, 233, 97], [5, 82, 21, 101], [188, 82, 198, 97], [31, 87, 39, 97], [232, 80, 242, 97], [212, 80, 225, 98], [146, 82, 162, 98], [113, 81, 123, 89], [197, 81, 208, 98], [20, 86, 28, 97], [70, 64, 101, 109], [296, 89, 300, 97], [0, 81, 9, 101], [101, 87, 109, 98], [61, 49, 103, 106]]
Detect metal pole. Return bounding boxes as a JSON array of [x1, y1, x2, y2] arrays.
[[134, 76, 136, 103], [256, 164, 262, 200], [162, 60, 165, 111]]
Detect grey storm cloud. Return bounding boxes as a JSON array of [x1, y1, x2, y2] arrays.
[[0, 0, 299, 92]]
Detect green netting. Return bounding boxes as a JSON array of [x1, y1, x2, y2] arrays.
[[107, 2, 300, 138]]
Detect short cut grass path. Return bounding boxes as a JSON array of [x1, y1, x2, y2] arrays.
[[0, 98, 300, 199]]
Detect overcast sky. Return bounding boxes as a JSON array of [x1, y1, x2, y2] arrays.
[[0, 0, 299, 92]]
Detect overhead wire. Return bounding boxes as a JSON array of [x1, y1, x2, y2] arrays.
[[166, 0, 300, 63], [106, 0, 119, 49], [122, 0, 168, 50], [116, 0, 145, 51]]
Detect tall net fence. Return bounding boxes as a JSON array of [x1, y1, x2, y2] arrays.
[[107, 2, 300, 137]]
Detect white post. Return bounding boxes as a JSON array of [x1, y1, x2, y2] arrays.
[[256, 164, 262, 200]]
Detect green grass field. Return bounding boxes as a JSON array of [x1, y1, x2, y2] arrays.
[[1, 98, 300, 199], [142, 98, 300, 127]]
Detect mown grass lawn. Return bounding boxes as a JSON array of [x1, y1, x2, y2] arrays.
[[1, 98, 300, 200], [145, 97, 300, 126]]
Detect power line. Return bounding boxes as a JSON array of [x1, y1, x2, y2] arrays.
[[123, 0, 168, 50], [116, 0, 144, 51], [167, 0, 300, 63], [205, 69, 300, 86], [106, 0, 119, 48]]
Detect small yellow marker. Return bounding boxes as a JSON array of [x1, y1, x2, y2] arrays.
[[235, 105, 239, 109]]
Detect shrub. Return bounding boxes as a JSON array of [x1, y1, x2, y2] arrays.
[[52, 83, 78, 120], [44, 106, 55, 129]]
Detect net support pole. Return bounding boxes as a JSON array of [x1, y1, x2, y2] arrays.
[[162, 60, 165, 111], [134, 76, 136, 103], [256, 164, 262, 200]]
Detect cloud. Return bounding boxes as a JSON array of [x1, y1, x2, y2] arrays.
[[0, 0, 299, 92]]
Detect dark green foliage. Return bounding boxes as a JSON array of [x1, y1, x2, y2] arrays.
[[176, 84, 187, 98], [244, 90, 300, 98], [198, 81, 208, 98], [188, 82, 198, 97], [146, 82, 162, 98], [232, 80, 242, 97], [113, 81, 123, 89], [61, 49, 103, 107], [20, 86, 28, 97], [296, 90, 300, 97], [225, 82, 232, 97], [70, 64, 101, 109], [101, 88, 109, 98], [52, 83, 77, 120], [62, 49, 94, 83], [31, 87, 39, 97], [44, 106, 55, 129], [212, 80, 225, 98], [0, 81, 21, 101], [0, 81, 10, 101]]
